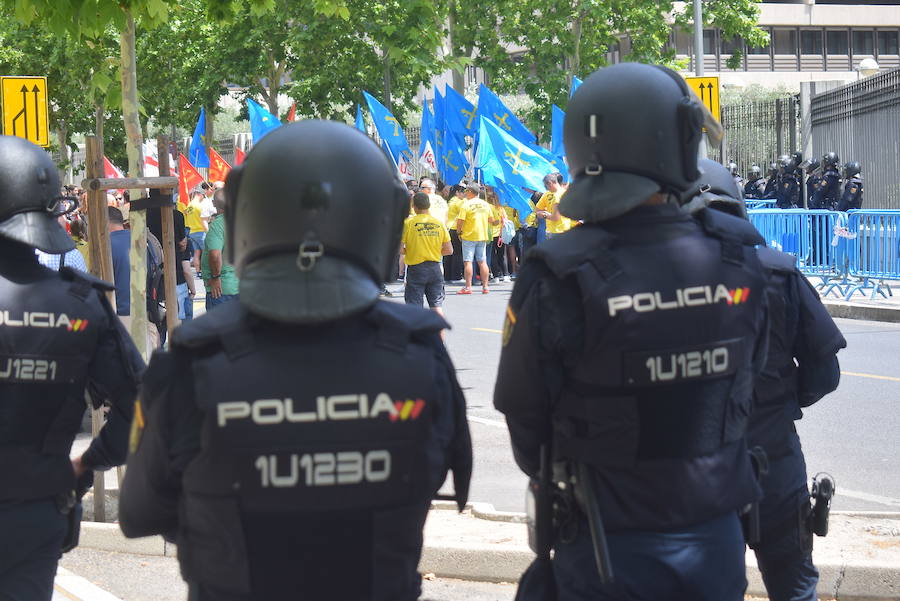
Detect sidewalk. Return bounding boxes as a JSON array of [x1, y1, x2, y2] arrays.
[[69, 504, 900, 600], [806, 275, 899, 323]]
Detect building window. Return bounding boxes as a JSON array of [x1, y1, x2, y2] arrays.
[[826, 30, 849, 55], [747, 27, 771, 55], [721, 36, 743, 55], [878, 30, 899, 55], [800, 30, 823, 55], [772, 28, 797, 54], [674, 29, 692, 55], [853, 30, 875, 56]]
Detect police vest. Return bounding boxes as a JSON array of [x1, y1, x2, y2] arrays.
[[529, 208, 767, 531], [838, 176, 863, 211], [0, 267, 113, 502], [173, 301, 462, 601], [748, 247, 801, 459]]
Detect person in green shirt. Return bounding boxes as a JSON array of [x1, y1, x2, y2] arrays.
[[201, 190, 239, 309]]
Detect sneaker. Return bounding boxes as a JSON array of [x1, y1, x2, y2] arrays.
[[482, 287, 490, 294], [510, 273, 517, 281], [381, 287, 393, 297], [499, 275, 507, 282], [457, 288, 473, 295]]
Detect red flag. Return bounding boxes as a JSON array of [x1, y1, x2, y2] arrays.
[[235, 147, 246, 166], [287, 102, 297, 122], [178, 154, 205, 208], [208, 148, 231, 182], [103, 156, 125, 195]]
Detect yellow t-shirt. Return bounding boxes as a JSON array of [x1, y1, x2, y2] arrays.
[[179, 199, 206, 234], [537, 189, 574, 234], [446, 196, 465, 230], [456, 197, 493, 242], [489, 204, 503, 239], [402, 213, 450, 265], [428, 193, 449, 226]]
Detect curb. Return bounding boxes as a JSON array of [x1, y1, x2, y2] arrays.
[[822, 300, 900, 323], [54, 566, 124, 601], [76, 507, 900, 599]]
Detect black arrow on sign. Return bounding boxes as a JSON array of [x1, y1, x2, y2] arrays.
[[11, 85, 30, 139], [31, 85, 40, 140]]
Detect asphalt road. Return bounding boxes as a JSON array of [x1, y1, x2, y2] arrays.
[[413, 279, 900, 514]]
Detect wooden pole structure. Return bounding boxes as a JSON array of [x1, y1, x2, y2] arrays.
[[83, 136, 108, 523], [157, 136, 180, 337]]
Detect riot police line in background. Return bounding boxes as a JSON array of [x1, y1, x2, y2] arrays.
[[743, 150, 864, 211], [0, 136, 144, 601]]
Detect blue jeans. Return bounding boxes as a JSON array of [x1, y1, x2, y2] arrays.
[[176, 282, 189, 320], [553, 513, 747, 601], [404, 262, 445, 308], [206, 293, 239, 310], [461, 239, 487, 263]]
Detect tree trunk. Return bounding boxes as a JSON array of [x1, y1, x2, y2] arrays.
[[205, 105, 214, 151], [568, 12, 585, 86], [448, 2, 465, 94], [94, 103, 105, 139], [119, 10, 149, 361], [56, 126, 68, 185]]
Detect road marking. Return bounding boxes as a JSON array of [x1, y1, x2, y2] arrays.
[[471, 327, 503, 334], [468, 415, 507, 428], [837, 488, 900, 508], [841, 371, 900, 383]]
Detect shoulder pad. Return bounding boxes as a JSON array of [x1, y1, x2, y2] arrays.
[[528, 225, 616, 278], [694, 208, 764, 247], [171, 300, 248, 349], [368, 300, 449, 334], [59, 267, 115, 291], [756, 246, 798, 274]]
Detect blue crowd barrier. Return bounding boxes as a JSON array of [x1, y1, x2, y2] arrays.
[[745, 199, 777, 211], [747, 209, 899, 300]]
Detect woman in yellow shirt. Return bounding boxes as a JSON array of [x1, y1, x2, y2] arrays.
[[485, 189, 509, 282]]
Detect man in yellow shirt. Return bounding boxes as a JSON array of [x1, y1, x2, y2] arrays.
[[179, 190, 208, 270], [535, 173, 575, 239], [456, 183, 498, 294], [401, 192, 452, 316], [444, 185, 466, 283]]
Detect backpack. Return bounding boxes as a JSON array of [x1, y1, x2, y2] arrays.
[[500, 213, 516, 245], [146, 232, 166, 326]]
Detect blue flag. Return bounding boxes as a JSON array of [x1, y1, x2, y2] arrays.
[[355, 104, 366, 133], [477, 117, 554, 191], [476, 84, 535, 146], [432, 86, 445, 160], [440, 125, 469, 187], [529, 143, 567, 183], [551, 105, 565, 158], [247, 98, 282, 143], [569, 76, 583, 98], [417, 103, 435, 160], [495, 183, 534, 221], [362, 91, 414, 166], [444, 85, 477, 140], [189, 107, 210, 168]]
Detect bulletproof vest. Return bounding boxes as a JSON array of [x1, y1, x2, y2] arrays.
[[776, 174, 799, 208], [806, 175, 823, 208], [0, 266, 112, 501], [747, 247, 800, 459], [174, 301, 457, 601], [820, 169, 842, 209], [529, 207, 767, 531]]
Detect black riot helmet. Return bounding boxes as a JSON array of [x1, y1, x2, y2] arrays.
[[791, 151, 803, 169], [822, 152, 840, 170], [748, 165, 761, 179], [682, 159, 747, 220], [560, 63, 705, 222], [777, 155, 792, 174], [843, 161, 861, 178], [0, 136, 77, 253], [804, 159, 821, 175], [768, 162, 779, 177], [225, 120, 408, 323], [728, 161, 739, 175]]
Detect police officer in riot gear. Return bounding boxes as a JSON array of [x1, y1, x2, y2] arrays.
[[728, 160, 743, 189], [744, 165, 766, 199], [685, 159, 846, 601], [838, 162, 864, 211], [763, 162, 780, 200], [119, 120, 472, 601], [802, 159, 822, 209], [813, 152, 842, 211], [494, 63, 770, 601], [0, 136, 142, 601], [776, 156, 800, 209]]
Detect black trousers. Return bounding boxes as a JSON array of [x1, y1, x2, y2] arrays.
[[444, 230, 463, 281], [0, 499, 67, 601]]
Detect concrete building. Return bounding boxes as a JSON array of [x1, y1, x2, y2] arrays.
[[665, 1, 900, 89]]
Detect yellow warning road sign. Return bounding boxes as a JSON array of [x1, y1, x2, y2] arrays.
[[1, 76, 50, 147], [685, 76, 720, 124]]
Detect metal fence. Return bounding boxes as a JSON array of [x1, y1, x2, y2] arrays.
[[810, 67, 900, 210], [713, 95, 800, 176]]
